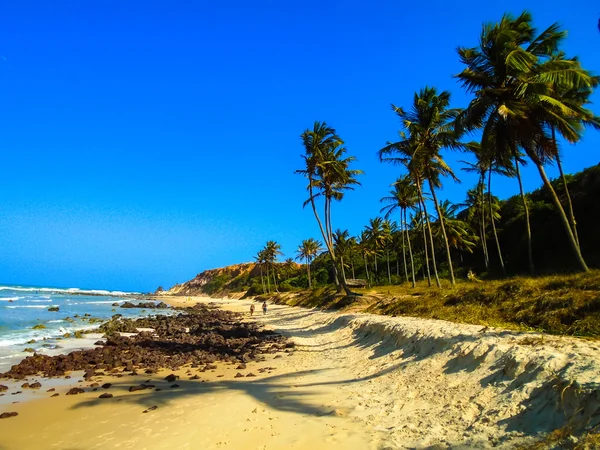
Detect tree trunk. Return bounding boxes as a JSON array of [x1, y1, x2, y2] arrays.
[[363, 253, 370, 288], [533, 160, 589, 272], [515, 155, 534, 275], [401, 209, 409, 283], [266, 265, 271, 293], [488, 167, 506, 276], [417, 179, 440, 288], [405, 209, 417, 288], [386, 249, 392, 284], [351, 260, 355, 279], [340, 256, 347, 283], [418, 201, 432, 287], [479, 176, 490, 270], [306, 257, 312, 288], [428, 178, 455, 286], [553, 127, 580, 248]]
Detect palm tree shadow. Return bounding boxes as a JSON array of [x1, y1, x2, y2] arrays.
[[69, 369, 343, 417]]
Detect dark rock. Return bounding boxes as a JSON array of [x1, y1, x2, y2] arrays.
[[164, 374, 178, 383], [170, 384, 180, 388], [66, 388, 85, 395], [0, 385, 7, 392], [99, 393, 113, 398], [51, 393, 59, 397], [246, 373, 256, 377], [21, 383, 30, 389], [90, 383, 99, 388], [48, 306, 59, 312], [47, 388, 55, 392], [101, 383, 112, 389], [0, 412, 18, 419], [234, 373, 244, 378], [142, 405, 158, 413], [189, 375, 200, 380], [29, 382, 42, 389], [236, 364, 246, 370], [94, 340, 105, 346], [128, 385, 146, 392]]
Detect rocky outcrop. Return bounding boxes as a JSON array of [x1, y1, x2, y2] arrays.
[[166, 263, 260, 296]]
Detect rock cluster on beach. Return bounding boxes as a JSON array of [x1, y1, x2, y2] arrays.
[[119, 301, 169, 309], [1, 304, 290, 379]]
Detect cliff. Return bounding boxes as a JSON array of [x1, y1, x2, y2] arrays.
[[165, 263, 261, 296]]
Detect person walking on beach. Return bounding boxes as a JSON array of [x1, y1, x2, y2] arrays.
[[250, 304, 255, 316], [262, 301, 267, 315]]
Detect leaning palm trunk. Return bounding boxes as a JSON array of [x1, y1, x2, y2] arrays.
[[488, 168, 506, 276], [308, 180, 350, 295], [479, 177, 490, 270], [306, 257, 312, 288], [532, 159, 589, 272], [401, 209, 409, 283], [418, 202, 432, 287], [417, 179, 441, 288], [405, 209, 417, 287], [386, 249, 392, 284], [428, 178, 455, 286], [340, 256, 347, 283], [363, 253, 371, 288], [553, 128, 580, 248], [514, 155, 534, 275]]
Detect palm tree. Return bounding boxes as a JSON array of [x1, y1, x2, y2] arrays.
[[433, 200, 478, 257], [382, 220, 396, 284], [456, 11, 597, 272], [295, 238, 323, 288], [296, 122, 362, 294], [380, 175, 418, 287], [263, 240, 283, 292], [333, 229, 353, 284], [365, 217, 386, 282], [358, 231, 374, 288], [254, 249, 267, 294], [379, 88, 461, 287]]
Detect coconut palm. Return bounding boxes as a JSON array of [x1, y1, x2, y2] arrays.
[[297, 122, 362, 294], [456, 11, 597, 272], [380, 175, 418, 287], [379, 88, 461, 287], [433, 200, 478, 257], [262, 241, 283, 292], [295, 238, 323, 288]]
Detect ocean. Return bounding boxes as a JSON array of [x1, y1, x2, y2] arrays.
[[0, 283, 169, 372]]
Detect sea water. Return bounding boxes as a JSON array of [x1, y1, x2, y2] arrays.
[[0, 283, 170, 372]]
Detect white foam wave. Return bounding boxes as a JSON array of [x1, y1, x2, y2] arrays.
[[0, 286, 139, 296], [71, 300, 123, 305], [48, 320, 64, 323], [27, 299, 53, 303], [0, 297, 20, 301], [5, 305, 48, 309]]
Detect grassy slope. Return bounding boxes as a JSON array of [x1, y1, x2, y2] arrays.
[[253, 270, 600, 338]]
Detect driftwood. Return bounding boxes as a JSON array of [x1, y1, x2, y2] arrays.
[[345, 278, 367, 288]]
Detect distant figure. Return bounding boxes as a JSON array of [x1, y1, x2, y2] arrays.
[[262, 301, 268, 315], [250, 304, 255, 316]]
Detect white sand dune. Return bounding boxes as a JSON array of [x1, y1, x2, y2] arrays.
[[203, 296, 600, 448]]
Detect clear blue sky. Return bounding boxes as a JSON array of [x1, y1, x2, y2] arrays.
[[1, 1, 598, 292]]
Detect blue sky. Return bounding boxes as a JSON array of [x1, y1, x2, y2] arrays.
[[0, 1, 598, 292]]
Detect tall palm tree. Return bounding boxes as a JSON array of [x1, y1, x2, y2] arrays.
[[380, 175, 418, 287], [333, 229, 353, 284], [358, 231, 374, 288], [365, 217, 386, 282], [262, 241, 283, 292], [379, 88, 461, 287], [456, 11, 597, 272], [296, 122, 362, 294], [295, 238, 323, 288], [254, 249, 267, 294], [433, 200, 478, 257]]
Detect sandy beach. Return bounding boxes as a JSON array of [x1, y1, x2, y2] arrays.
[[1, 296, 599, 449]]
